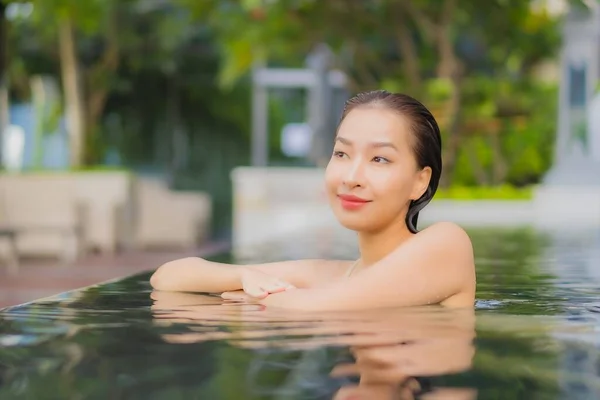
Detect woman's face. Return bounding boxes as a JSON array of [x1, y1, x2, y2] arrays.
[[325, 107, 431, 233]]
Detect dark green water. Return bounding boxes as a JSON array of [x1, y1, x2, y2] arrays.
[[1, 227, 599, 399]]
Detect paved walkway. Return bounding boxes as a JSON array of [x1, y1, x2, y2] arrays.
[[0, 241, 230, 309]]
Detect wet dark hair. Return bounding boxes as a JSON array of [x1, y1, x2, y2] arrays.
[[337, 90, 442, 233]]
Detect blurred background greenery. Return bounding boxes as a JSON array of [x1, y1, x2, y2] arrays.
[[0, 0, 585, 238]]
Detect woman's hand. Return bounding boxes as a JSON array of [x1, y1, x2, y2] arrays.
[[222, 268, 296, 300], [220, 290, 254, 302]]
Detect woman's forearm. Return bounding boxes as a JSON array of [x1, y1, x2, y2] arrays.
[[150, 258, 243, 293], [150, 257, 346, 294]]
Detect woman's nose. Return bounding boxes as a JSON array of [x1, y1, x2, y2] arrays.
[[342, 160, 365, 188]]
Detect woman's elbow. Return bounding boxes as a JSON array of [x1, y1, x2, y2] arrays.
[[150, 260, 184, 291]]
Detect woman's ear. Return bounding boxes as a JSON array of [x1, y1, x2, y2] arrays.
[[411, 167, 432, 200]]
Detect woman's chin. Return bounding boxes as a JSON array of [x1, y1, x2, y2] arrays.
[[336, 217, 372, 232], [331, 205, 382, 232]]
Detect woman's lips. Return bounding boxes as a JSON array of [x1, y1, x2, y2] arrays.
[[338, 194, 371, 210]]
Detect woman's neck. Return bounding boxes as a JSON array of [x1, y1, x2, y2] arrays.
[[357, 223, 414, 267]]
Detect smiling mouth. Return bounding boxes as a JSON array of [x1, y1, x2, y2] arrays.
[[338, 195, 371, 210]]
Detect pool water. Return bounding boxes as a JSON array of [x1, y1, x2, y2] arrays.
[[1, 227, 599, 399]]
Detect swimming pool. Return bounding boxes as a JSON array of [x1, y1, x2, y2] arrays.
[[1, 227, 599, 399]]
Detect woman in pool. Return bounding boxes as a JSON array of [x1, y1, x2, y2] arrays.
[[150, 90, 476, 310]]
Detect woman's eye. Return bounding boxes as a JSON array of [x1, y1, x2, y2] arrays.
[[333, 151, 346, 158], [372, 156, 390, 164]]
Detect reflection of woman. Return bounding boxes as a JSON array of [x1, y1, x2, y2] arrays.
[[332, 332, 477, 400], [151, 90, 476, 311], [151, 291, 477, 399]]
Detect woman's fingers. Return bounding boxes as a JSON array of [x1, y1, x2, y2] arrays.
[[263, 279, 296, 293], [240, 269, 296, 299], [240, 274, 296, 299], [222, 282, 293, 302], [274, 278, 295, 287], [264, 286, 286, 294], [243, 284, 269, 299], [255, 278, 294, 295], [221, 291, 250, 301]]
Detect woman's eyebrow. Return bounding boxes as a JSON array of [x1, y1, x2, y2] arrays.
[[335, 136, 352, 145], [370, 141, 397, 150], [335, 136, 397, 150]]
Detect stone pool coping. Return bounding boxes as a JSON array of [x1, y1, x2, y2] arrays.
[[0, 240, 230, 309]]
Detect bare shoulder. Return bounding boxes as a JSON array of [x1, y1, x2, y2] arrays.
[[377, 221, 474, 271], [417, 221, 473, 253], [411, 222, 475, 282], [416, 222, 475, 305]]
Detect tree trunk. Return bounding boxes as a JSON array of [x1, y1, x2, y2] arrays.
[[395, 10, 421, 94], [0, 2, 8, 164], [490, 130, 508, 184], [465, 138, 489, 185], [84, 5, 119, 165], [439, 80, 462, 187], [402, 0, 463, 187], [59, 18, 85, 168], [435, 0, 463, 188], [348, 41, 379, 90]]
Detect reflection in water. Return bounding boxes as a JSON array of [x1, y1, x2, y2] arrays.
[[0, 227, 599, 398], [151, 290, 477, 399]]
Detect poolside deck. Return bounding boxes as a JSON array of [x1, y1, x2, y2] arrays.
[[0, 241, 230, 309]]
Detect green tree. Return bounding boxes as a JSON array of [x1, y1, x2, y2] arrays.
[[180, 0, 565, 186], [5, 0, 129, 166]]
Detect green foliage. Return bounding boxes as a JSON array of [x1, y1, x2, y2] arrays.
[[176, 0, 563, 89], [425, 78, 455, 103], [451, 78, 558, 186], [5, 0, 118, 40], [434, 185, 533, 200], [3, 0, 577, 237], [176, 0, 309, 89], [176, 0, 564, 188], [6, 0, 264, 236]]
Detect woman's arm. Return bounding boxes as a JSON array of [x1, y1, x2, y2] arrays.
[[150, 258, 241, 293], [259, 222, 476, 311], [149, 257, 352, 293]]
